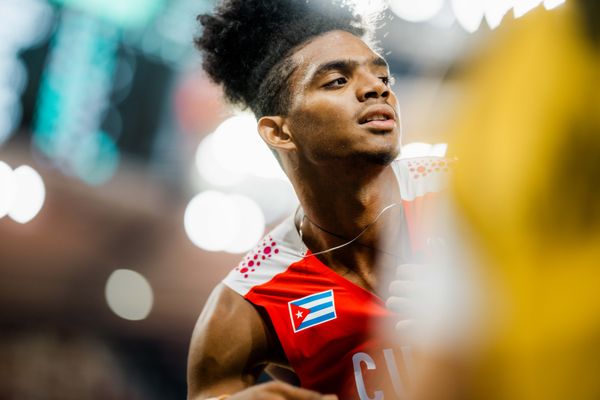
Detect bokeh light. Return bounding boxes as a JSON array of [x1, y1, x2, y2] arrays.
[[451, 0, 485, 33], [33, 11, 121, 185], [345, 0, 388, 17], [484, 0, 513, 30], [51, 0, 165, 29], [70, 131, 120, 186], [0, 0, 52, 146], [193, 112, 295, 229], [450, 0, 564, 32], [543, 0, 565, 10], [105, 269, 154, 321], [0, 59, 27, 144], [195, 134, 244, 187], [0, 161, 16, 218], [195, 113, 287, 186], [184, 191, 240, 252], [224, 195, 266, 254], [184, 191, 265, 253], [388, 0, 445, 23], [196, 113, 287, 186], [513, 0, 543, 18], [8, 165, 46, 224], [0, 0, 53, 53]]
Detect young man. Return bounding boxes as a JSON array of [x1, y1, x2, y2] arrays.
[[187, 1, 450, 398]]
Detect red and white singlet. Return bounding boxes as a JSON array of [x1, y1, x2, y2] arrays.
[[223, 157, 453, 399]]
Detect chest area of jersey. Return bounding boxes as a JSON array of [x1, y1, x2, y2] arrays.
[[246, 262, 410, 398], [247, 262, 396, 354]]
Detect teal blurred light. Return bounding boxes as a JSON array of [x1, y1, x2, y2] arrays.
[[33, 11, 121, 185], [71, 131, 120, 185], [51, 0, 166, 29]]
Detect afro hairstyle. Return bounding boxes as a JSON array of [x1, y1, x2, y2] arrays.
[[195, 0, 377, 118]]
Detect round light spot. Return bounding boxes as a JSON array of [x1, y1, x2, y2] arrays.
[[0, 161, 16, 218], [105, 269, 153, 321], [184, 191, 239, 252], [389, 0, 444, 22], [8, 165, 45, 223], [224, 194, 265, 254], [195, 112, 288, 187], [184, 191, 265, 253], [195, 134, 244, 187]]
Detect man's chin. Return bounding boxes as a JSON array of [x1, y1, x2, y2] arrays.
[[365, 136, 401, 166], [361, 149, 399, 166]]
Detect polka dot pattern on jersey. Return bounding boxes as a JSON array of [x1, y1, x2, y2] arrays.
[[407, 158, 456, 180], [234, 235, 280, 279]]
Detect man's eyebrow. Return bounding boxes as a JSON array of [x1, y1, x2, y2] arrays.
[[308, 56, 390, 82], [371, 56, 389, 69], [310, 59, 357, 81]]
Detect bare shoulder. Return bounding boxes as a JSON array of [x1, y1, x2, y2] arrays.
[[187, 283, 271, 398]]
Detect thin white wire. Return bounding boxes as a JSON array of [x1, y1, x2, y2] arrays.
[[297, 203, 400, 258]]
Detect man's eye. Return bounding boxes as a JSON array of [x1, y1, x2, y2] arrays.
[[324, 77, 347, 88], [380, 76, 395, 86]]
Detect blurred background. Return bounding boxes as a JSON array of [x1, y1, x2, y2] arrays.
[[0, 0, 578, 398]]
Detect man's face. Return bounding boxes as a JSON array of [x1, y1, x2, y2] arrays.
[[285, 30, 402, 166]]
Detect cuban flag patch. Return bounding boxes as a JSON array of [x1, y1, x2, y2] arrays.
[[288, 289, 337, 333]]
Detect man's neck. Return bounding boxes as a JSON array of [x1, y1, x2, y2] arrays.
[[288, 158, 404, 292]]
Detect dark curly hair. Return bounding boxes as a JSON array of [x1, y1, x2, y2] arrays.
[[195, 0, 376, 118]]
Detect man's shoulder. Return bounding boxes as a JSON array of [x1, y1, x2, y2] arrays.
[[223, 214, 306, 297]]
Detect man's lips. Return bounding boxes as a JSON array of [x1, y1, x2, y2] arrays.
[[358, 105, 397, 131], [361, 119, 397, 130]]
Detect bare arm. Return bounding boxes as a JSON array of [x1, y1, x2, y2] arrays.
[[188, 284, 338, 400], [187, 283, 270, 398]]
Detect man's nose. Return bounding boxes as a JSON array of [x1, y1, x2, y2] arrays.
[[356, 74, 389, 101]]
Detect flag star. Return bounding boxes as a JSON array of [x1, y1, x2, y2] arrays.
[[296, 311, 303, 319]]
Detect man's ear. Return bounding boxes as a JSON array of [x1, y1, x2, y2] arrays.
[[257, 116, 296, 151]]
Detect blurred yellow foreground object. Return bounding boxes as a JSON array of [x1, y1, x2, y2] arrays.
[[452, 1, 600, 399]]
